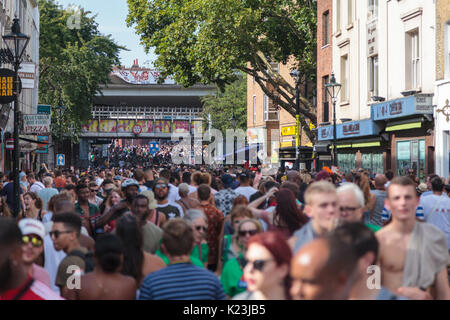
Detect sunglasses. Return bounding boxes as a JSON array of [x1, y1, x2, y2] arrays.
[[154, 184, 168, 189], [246, 259, 273, 272], [195, 225, 207, 232], [339, 206, 360, 213], [49, 230, 73, 239], [90, 189, 99, 193], [239, 229, 258, 237], [22, 235, 43, 248]]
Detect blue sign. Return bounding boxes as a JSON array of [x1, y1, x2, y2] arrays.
[[36, 136, 48, 154], [318, 119, 381, 141], [37, 104, 51, 115], [57, 154, 65, 166], [148, 142, 160, 155], [372, 94, 433, 121]]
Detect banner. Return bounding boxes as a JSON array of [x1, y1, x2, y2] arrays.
[[135, 120, 153, 133], [81, 120, 98, 133], [112, 67, 175, 85], [154, 120, 171, 133], [173, 120, 189, 133], [191, 121, 204, 134], [99, 120, 117, 133], [117, 119, 135, 133], [18, 62, 36, 89]]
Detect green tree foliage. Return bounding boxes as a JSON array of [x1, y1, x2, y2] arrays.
[[201, 73, 247, 133], [126, 0, 317, 139], [38, 0, 124, 142]]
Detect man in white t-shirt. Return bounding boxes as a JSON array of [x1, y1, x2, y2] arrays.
[[234, 172, 258, 201], [28, 173, 45, 193], [419, 177, 450, 249]]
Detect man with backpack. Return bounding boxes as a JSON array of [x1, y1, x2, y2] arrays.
[[50, 212, 94, 299]]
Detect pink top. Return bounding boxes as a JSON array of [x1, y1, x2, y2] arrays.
[[32, 264, 52, 289]]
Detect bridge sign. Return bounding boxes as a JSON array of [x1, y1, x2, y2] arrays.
[[57, 154, 65, 166], [149, 142, 159, 155]]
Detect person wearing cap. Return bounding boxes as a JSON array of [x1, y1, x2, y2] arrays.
[[18, 219, 52, 288], [234, 172, 258, 201], [19, 172, 28, 193], [141, 190, 166, 228], [314, 170, 332, 183], [214, 174, 238, 217]]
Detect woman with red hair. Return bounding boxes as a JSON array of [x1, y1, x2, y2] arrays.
[[233, 231, 292, 300]]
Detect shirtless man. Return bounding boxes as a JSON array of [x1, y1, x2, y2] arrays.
[[377, 177, 450, 300], [66, 234, 136, 300]]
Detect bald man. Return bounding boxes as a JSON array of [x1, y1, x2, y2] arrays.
[[290, 237, 358, 300], [369, 174, 388, 227]]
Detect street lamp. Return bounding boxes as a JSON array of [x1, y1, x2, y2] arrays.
[[229, 112, 238, 165], [2, 18, 30, 217], [325, 72, 341, 167], [290, 69, 301, 171]]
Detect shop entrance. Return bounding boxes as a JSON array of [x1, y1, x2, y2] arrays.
[[396, 139, 425, 181]]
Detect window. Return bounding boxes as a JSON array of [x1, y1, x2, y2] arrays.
[[322, 76, 330, 123], [368, 0, 378, 19], [323, 11, 330, 46], [348, 0, 353, 25], [341, 55, 349, 101], [264, 95, 269, 121], [406, 30, 420, 89], [445, 22, 450, 78], [253, 95, 256, 124], [368, 55, 379, 97], [336, 0, 341, 32]]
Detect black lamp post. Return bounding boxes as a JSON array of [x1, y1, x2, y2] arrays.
[[230, 112, 238, 166], [290, 70, 301, 171], [2, 18, 30, 217], [325, 72, 341, 167]]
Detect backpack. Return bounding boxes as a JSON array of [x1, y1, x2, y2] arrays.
[[68, 250, 95, 273]]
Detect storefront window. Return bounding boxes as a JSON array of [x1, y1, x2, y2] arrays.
[[396, 139, 425, 180], [337, 153, 356, 174], [362, 153, 383, 174]]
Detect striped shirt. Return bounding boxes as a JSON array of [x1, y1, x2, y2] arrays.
[[381, 206, 424, 222], [139, 263, 226, 300]]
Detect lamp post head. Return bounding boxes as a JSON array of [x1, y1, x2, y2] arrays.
[[2, 18, 30, 61], [325, 72, 342, 102], [229, 113, 238, 129]]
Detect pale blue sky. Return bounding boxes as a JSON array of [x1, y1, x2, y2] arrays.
[[56, 0, 157, 68]]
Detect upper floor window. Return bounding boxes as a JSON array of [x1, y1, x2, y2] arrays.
[[406, 30, 420, 89], [336, 0, 341, 32], [368, 0, 378, 19], [323, 11, 330, 46], [341, 55, 349, 102], [445, 21, 450, 78], [348, 0, 353, 25]]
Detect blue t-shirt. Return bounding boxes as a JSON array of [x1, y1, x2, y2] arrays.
[[139, 263, 226, 300]]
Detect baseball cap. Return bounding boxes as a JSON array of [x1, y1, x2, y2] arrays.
[[18, 219, 45, 240], [121, 179, 139, 189], [416, 183, 427, 194], [19, 172, 26, 180], [114, 175, 122, 181], [315, 170, 331, 181], [140, 190, 158, 210]]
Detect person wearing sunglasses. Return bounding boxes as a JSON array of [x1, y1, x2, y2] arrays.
[[233, 232, 292, 300], [220, 219, 263, 298], [88, 182, 103, 207], [18, 219, 52, 289], [155, 209, 208, 268]]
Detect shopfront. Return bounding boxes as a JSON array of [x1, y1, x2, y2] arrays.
[[372, 94, 434, 181], [317, 119, 384, 174]]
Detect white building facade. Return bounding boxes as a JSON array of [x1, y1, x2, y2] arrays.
[[318, 0, 436, 178]]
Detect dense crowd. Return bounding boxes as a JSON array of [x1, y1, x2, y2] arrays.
[[0, 146, 449, 300]]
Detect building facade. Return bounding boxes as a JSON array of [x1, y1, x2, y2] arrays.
[[434, 0, 450, 178], [246, 61, 313, 170], [318, 0, 436, 179], [1, 0, 40, 173]]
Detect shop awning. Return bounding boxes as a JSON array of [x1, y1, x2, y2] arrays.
[[385, 122, 422, 132], [330, 140, 382, 149]]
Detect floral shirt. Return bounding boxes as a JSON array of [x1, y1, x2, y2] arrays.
[[214, 188, 238, 216], [199, 203, 224, 265]]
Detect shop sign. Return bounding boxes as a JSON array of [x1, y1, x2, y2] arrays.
[[342, 123, 360, 136], [281, 126, 296, 136], [23, 114, 51, 135], [372, 94, 434, 121], [0, 69, 17, 104]]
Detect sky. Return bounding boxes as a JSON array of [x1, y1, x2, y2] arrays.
[[56, 0, 157, 68]]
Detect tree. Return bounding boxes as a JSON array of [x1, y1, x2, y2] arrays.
[[201, 73, 247, 134], [126, 0, 317, 140], [38, 0, 124, 143]]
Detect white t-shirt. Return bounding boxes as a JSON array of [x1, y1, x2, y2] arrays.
[[43, 234, 66, 294], [168, 184, 181, 203], [30, 181, 45, 193], [188, 185, 197, 195], [234, 186, 258, 201], [419, 194, 450, 248]]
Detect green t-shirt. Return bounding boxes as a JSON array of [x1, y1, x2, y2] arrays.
[[365, 223, 381, 233], [155, 247, 205, 268], [220, 254, 246, 297], [191, 242, 209, 264]]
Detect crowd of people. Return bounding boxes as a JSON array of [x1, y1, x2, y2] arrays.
[[0, 146, 449, 300]]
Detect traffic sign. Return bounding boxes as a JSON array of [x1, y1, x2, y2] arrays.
[[148, 142, 160, 155], [5, 138, 14, 150], [57, 154, 65, 166]]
